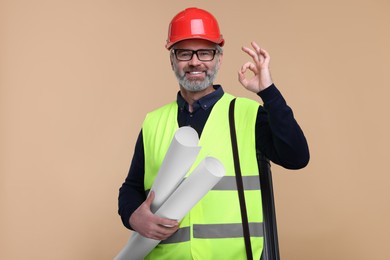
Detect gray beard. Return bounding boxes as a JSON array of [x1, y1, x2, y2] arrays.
[[174, 69, 219, 92]]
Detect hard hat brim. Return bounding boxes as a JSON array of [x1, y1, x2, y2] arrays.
[[166, 36, 224, 50]]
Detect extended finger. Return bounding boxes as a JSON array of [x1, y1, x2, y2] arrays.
[[251, 41, 260, 48], [251, 42, 271, 64], [251, 42, 265, 63], [241, 46, 260, 63], [260, 48, 271, 63], [251, 41, 261, 54]]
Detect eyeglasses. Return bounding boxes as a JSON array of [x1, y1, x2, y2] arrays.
[[173, 49, 218, 61]]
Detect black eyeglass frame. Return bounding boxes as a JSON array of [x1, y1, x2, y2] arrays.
[[172, 49, 219, 61]]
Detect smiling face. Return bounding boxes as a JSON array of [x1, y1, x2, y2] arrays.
[[170, 39, 223, 92]]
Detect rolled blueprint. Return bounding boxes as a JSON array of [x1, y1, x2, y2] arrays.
[[156, 157, 226, 220], [114, 157, 226, 260], [149, 126, 201, 213]]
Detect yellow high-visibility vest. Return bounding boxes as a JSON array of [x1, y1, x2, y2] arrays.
[[142, 93, 263, 259]]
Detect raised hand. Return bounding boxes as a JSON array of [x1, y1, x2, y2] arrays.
[[238, 41, 273, 93]]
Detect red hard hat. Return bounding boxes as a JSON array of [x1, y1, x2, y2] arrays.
[[166, 7, 225, 50]]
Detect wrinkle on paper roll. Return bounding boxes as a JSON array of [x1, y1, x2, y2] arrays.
[[115, 156, 225, 260]]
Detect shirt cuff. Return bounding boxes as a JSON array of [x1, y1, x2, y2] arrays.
[[257, 84, 280, 103]]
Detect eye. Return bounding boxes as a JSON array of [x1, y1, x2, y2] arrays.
[[198, 50, 213, 56], [177, 50, 192, 59], [197, 50, 215, 60]]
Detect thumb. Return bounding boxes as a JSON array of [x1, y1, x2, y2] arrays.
[[144, 190, 155, 207]]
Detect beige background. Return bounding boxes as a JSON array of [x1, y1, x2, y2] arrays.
[[1, 0, 389, 259]]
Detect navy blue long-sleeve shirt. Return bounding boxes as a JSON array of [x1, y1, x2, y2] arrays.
[[118, 84, 309, 229]]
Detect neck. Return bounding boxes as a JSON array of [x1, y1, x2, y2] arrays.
[[180, 85, 215, 112]]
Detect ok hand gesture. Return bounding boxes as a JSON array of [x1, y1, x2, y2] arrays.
[[238, 41, 273, 93]]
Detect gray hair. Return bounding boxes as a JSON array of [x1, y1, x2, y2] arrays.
[[215, 44, 223, 54]]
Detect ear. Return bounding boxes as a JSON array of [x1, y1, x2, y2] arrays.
[[170, 54, 174, 70], [217, 52, 223, 67]]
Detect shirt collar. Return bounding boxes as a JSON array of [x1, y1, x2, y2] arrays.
[[177, 85, 224, 112]]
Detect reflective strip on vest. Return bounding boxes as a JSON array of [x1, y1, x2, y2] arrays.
[[160, 227, 190, 244], [160, 223, 264, 244], [194, 223, 264, 238]]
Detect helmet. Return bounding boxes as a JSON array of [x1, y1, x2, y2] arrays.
[[166, 7, 224, 50]]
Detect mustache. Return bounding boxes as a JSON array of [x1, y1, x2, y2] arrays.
[[185, 68, 206, 73]]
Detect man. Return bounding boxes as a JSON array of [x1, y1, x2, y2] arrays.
[[118, 7, 309, 259]]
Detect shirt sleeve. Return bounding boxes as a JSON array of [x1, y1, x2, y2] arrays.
[[118, 130, 146, 230], [255, 84, 310, 169]]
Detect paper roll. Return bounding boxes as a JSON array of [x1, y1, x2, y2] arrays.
[[149, 126, 201, 213], [155, 157, 226, 220], [114, 157, 225, 260]]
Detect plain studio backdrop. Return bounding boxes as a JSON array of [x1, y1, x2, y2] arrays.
[[1, 0, 389, 259]]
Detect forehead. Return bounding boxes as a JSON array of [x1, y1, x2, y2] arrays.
[[174, 39, 216, 49]]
